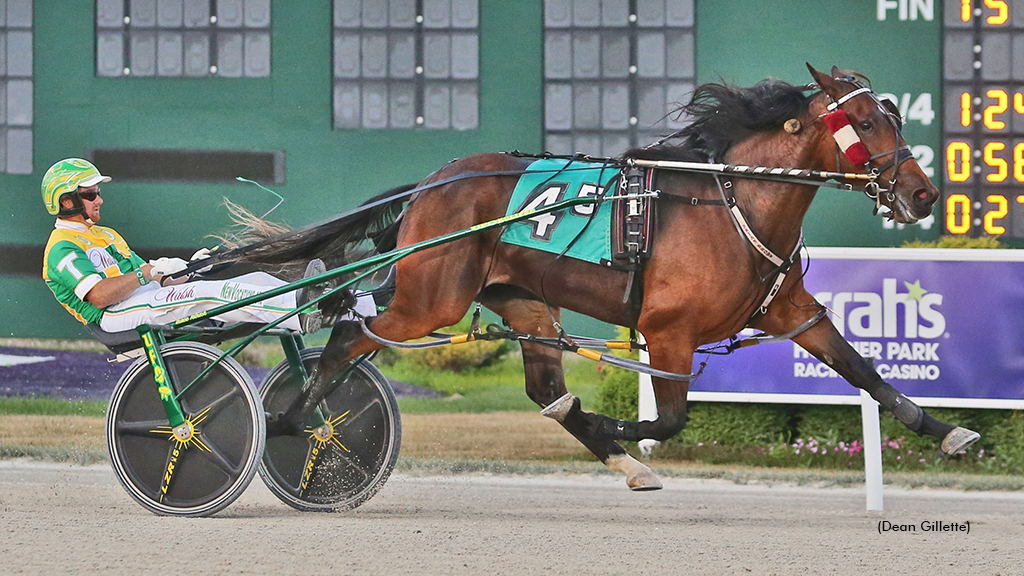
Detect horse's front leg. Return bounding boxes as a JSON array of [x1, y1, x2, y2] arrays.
[[526, 342, 661, 490], [757, 287, 980, 455], [542, 356, 692, 444], [538, 334, 694, 489], [479, 293, 663, 490]]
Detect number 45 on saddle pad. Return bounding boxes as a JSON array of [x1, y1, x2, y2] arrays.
[[500, 158, 626, 267]]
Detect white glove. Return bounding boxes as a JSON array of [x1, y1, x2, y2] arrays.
[[148, 257, 189, 277], [190, 248, 214, 274]]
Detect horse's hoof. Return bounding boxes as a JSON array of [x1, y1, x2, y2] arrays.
[[606, 453, 663, 491], [265, 412, 299, 438], [627, 469, 664, 491], [540, 392, 577, 423], [941, 427, 981, 455]]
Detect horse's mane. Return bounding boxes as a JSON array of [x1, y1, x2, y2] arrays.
[[623, 79, 816, 163]]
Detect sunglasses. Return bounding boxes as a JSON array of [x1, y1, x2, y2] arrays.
[[79, 188, 101, 201]]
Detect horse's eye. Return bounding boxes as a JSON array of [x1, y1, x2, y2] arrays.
[[859, 120, 873, 132]]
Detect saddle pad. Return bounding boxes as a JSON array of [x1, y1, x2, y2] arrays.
[[500, 158, 620, 266]]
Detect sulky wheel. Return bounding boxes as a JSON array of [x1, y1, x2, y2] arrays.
[[106, 342, 266, 517], [258, 347, 401, 512]]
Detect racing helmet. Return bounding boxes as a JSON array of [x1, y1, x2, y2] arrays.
[[41, 158, 112, 217]]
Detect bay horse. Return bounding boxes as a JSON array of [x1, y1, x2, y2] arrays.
[[238, 64, 980, 489]]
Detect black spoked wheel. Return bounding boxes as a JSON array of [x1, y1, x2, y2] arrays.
[[106, 342, 265, 517], [258, 347, 401, 512]]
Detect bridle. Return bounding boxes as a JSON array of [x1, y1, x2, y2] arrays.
[[819, 75, 915, 216]]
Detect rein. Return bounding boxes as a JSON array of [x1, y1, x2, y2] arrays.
[[626, 158, 884, 193], [169, 164, 618, 279], [173, 146, 889, 282]]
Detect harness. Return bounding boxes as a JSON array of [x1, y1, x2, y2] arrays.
[[819, 75, 914, 216], [174, 79, 909, 380], [622, 76, 911, 330], [611, 167, 656, 318]]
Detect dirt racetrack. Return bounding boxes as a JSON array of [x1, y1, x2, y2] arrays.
[[1, 461, 1022, 575]]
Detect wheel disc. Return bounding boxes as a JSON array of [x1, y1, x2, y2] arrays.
[[259, 348, 401, 511], [106, 342, 265, 516]]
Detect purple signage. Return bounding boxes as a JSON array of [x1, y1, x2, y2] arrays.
[[691, 249, 1024, 403]]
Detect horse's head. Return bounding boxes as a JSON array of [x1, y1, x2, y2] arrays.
[[806, 64, 938, 224]]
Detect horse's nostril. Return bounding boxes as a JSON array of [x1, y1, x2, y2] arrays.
[[914, 189, 934, 204]]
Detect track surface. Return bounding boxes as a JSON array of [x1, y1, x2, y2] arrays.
[[1, 461, 1022, 575]]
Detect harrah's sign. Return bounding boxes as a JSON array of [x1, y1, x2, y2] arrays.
[[692, 251, 1024, 403], [795, 278, 945, 381]]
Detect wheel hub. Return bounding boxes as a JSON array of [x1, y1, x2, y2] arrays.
[[311, 423, 333, 442], [172, 422, 194, 442]]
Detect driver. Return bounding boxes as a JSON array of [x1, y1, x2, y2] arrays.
[[40, 158, 333, 334]]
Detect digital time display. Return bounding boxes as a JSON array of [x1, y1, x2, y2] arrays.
[[943, 0, 1024, 237]]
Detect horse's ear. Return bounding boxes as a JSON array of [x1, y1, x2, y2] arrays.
[[807, 63, 839, 98], [806, 62, 826, 83], [830, 65, 843, 77]]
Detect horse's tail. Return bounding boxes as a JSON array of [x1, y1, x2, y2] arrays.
[[221, 182, 416, 279]]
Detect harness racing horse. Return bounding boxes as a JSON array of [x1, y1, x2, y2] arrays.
[[241, 65, 981, 489]]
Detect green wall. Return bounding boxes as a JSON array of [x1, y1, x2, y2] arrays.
[[0, 1, 972, 338]]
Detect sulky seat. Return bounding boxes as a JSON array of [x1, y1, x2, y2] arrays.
[[88, 321, 279, 358]]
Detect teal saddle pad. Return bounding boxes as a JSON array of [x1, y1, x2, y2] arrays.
[[500, 158, 621, 266]]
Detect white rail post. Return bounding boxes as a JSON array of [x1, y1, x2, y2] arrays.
[[860, 389, 884, 511], [637, 333, 660, 456]]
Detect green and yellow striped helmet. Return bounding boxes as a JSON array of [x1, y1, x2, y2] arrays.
[[41, 158, 112, 216]]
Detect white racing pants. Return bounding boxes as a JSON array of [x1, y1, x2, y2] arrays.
[[98, 272, 380, 334], [99, 272, 302, 333], [98, 272, 380, 333]]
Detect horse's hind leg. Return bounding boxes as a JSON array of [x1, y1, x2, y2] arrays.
[[479, 291, 662, 490], [758, 287, 980, 455], [269, 288, 475, 435]]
